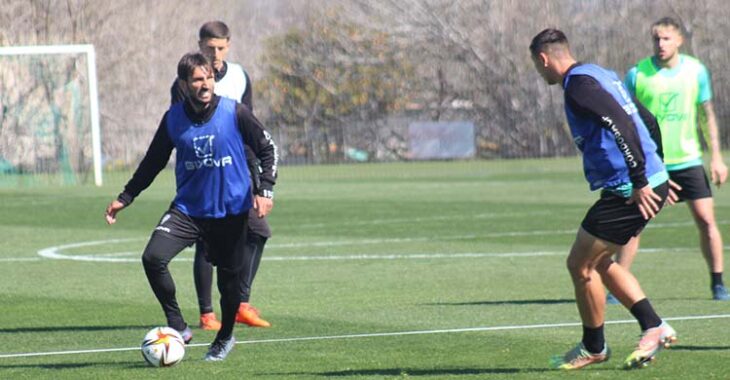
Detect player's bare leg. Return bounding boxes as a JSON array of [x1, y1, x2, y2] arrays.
[[615, 235, 640, 269], [688, 197, 729, 300], [567, 228, 615, 327], [598, 252, 647, 308], [607, 235, 641, 304], [688, 198, 724, 272], [552, 228, 614, 370]]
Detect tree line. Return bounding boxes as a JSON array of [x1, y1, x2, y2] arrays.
[[1, 0, 728, 170]]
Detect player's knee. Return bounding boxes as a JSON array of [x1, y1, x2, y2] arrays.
[[565, 256, 591, 280], [216, 267, 241, 290], [216, 274, 241, 304], [142, 251, 167, 271], [594, 256, 614, 273], [696, 218, 718, 234]]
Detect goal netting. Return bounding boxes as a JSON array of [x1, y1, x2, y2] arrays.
[[0, 44, 101, 187]]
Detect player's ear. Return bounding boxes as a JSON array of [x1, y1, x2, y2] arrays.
[[538, 52, 549, 67]]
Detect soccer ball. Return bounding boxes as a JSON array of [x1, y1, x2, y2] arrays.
[[141, 327, 186, 367]]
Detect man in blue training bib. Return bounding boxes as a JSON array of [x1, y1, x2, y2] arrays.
[[530, 28, 676, 371], [171, 20, 278, 331], [105, 52, 277, 362]]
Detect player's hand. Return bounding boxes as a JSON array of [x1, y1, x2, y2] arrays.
[[666, 179, 682, 206], [710, 158, 728, 187], [105, 200, 126, 225], [626, 185, 663, 220], [253, 195, 273, 218]]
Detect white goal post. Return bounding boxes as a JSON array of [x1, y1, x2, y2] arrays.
[[0, 44, 102, 186]]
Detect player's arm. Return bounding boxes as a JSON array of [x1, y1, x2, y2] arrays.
[[699, 100, 727, 186], [695, 63, 726, 186], [241, 70, 253, 111], [566, 76, 649, 188], [244, 145, 263, 195], [236, 104, 278, 217], [566, 75, 662, 218], [105, 114, 174, 224]]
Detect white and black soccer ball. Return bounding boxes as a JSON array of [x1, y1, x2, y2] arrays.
[[141, 327, 185, 367]]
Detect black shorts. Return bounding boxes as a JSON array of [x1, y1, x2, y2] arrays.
[[150, 207, 248, 269], [668, 165, 712, 201], [581, 182, 669, 245]]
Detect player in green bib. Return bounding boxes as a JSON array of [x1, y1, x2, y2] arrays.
[[619, 17, 729, 301]]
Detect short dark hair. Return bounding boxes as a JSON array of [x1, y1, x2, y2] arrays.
[[529, 28, 569, 57], [199, 21, 230, 40], [652, 17, 684, 36], [177, 52, 212, 81]]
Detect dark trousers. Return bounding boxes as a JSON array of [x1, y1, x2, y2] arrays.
[[194, 232, 267, 312], [142, 207, 247, 341]]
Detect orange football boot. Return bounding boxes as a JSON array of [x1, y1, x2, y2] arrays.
[[199, 312, 222, 331], [235, 303, 271, 327]]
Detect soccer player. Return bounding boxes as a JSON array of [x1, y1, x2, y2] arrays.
[[105, 52, 277, 361], [530, 29, 676, 370], [171, 20, 275, 330], [618, 17, 729, 301]]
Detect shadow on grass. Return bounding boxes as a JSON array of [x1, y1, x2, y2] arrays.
[[0, 362, 151, 370], [671, 345, 730, 351], [0, 324, 151, 334], [0, 363, 104, 370], [424, 298, 574, 306], [264, 367, 557, 377]]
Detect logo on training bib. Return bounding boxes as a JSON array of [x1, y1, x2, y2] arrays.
[[193, 135, 215, 158], [184, 134, 233, 171], [659, 92, 679, 112], [657, 92, 687, 122]]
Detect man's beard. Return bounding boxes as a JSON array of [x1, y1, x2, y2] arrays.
[[190, 90, 210, 107]]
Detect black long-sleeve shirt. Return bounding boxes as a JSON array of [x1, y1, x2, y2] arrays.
[[118, 96, 277, 206], [564, 68, 663, 190]]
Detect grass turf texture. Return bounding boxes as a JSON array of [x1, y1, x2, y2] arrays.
[[1, 157, 729, 379]]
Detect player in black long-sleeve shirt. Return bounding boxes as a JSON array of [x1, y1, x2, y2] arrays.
[[106, 52, 277, 361], [171, 20, 276, 330], [530, 28, 676, 370]]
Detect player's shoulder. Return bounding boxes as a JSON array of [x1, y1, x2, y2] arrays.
[[234, 102, 254, 117], [633, 56, 655, 73], [680, 54, 703, 65], [679, 54, 708, 73], [225, 61, 247, 75]]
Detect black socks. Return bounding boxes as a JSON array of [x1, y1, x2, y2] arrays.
[[630, 298, 662, 331], [582, 324, 605, 354], [711, 272, 724, 288]]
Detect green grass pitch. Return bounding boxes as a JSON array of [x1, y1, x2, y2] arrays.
[[1, 157, 729, 379]]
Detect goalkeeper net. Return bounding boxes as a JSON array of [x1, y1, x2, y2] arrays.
[[0, 44, 101, 187]]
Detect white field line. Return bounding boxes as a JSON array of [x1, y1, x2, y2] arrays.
[[0, 257, 41, 262], [10, 246, 707, 263], [34, 243, 730, 264], [35, 246, 725, 263], [296, 210, 555, 229], [24, 219, 730, 263], [0, 313, 728, 359]]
